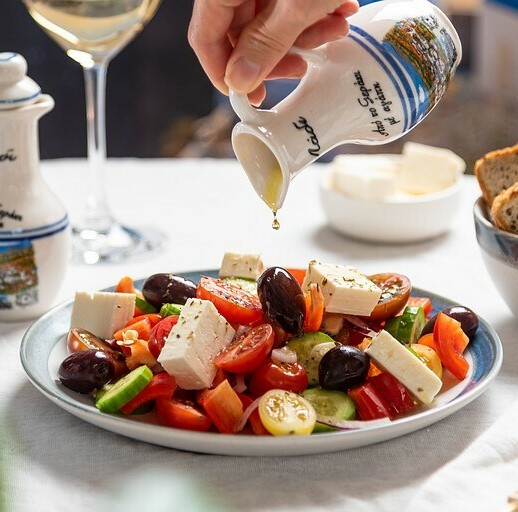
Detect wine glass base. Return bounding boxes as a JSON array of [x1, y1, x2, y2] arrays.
[[71, 222, 164, 264]]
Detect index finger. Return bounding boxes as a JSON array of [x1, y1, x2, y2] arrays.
[[188, 0, 250, 94]]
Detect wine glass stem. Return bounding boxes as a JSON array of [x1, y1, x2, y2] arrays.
[[83, 62, 113, 233]]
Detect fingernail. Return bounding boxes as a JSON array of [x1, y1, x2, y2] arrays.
[[225, 57, 261, 93]]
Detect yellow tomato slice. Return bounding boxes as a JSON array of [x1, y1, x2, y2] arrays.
[[411, 343, 443, 380], [258, 389, 316, 436]]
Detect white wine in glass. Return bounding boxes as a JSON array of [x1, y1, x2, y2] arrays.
[[23, 0, 164, 264]]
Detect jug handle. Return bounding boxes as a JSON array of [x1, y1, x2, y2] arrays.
[[229, 45, 327, 123]]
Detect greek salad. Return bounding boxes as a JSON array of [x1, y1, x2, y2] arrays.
[[59, 253, 479, 436]]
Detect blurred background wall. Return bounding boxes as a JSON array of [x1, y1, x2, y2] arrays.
[[2, 0, 517, 170]]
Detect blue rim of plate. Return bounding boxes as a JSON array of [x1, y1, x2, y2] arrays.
[[20, 270, 503, 456]]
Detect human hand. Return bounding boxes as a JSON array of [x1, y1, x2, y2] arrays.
[[188, 0, 360, 105]]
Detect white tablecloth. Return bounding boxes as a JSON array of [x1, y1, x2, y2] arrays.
[[2, 158, 518, 512]]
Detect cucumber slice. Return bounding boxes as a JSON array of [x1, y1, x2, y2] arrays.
[[384, 315, 401, 340], [397, 306, 426, 344], [135, 296, 157, 314], [384, 306, 426, 345], [286, 332, 336, 386], [302, 387, 356, 433], [223, 277, 258, 294], [159, 303, 183, 317], [95, 365, 153, 413]]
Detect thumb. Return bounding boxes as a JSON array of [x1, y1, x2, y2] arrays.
[[225, 0, 344, 93]]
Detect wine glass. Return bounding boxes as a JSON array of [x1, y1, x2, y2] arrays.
[[23, 0, 164, 264]]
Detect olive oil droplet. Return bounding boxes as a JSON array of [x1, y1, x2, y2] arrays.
[[272, 211, 280, 230]]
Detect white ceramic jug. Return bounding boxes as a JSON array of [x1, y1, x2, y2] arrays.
[[230, 0, 462, 212], [0, 52, 69, 321]]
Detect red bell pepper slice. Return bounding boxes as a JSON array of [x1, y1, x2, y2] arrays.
[[348, 383, 391, 420], [303, 283, 325, 332], [433, 312, 470, 380], [369, 372, 416, 417]]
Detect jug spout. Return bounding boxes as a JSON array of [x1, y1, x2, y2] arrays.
[[232, 120, 316, 212]]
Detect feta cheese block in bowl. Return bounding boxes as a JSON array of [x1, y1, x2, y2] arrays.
[[319, 144, 465, 243], [320, 173, 463, 243]]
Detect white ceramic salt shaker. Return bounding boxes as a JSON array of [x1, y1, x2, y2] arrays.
[[0, 52, 69, 321]]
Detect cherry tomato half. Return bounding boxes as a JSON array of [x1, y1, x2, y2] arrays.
[[155, 398, 212, 432], [248, 358, 308, 398], [366, 273, 412, 322], [196, 276, 262, 325], [215, 324, 274, 373], [148, 315, 179, 359]]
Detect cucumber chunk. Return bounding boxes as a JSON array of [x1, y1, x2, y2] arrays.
[[135, 296, 157, 314], [385, 306, 425, 345], [95, 365, 153, 413], [286, 332, 336, 386], [302, 387, 356, 433]]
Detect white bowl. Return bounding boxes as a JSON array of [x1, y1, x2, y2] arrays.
[[319, 173, 463, 243]]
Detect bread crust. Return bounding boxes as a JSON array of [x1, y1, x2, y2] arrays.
[[475, 143, 518, 206], [491, 181, 518, 234]]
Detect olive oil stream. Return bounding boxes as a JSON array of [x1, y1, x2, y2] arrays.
[[261, 162, 283, 230]]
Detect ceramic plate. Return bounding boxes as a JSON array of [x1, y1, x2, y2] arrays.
[[20, 270, 502, 457]]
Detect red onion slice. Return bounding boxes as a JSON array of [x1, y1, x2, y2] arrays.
[[233, 373, 247, 394], [342, 315, 379, 338], [237, 397, 261, 432], [271, 347, 298, 364]]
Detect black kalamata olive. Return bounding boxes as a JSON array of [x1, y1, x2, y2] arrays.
[[142, 273, 196, 308], [421, 305, 479, 339], [319, 345, 370, 391], [257, 267, 306, 335], [58, 349, 115, 394]]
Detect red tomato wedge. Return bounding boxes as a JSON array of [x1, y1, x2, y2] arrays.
[[303, 283, 325, 332], [215, 324, 274, 373], [248, 358, 308, 398], [148, 315, 179, 359], [201, 379, 244, 434], [155, 398, 212, 431], [196, 276, 262, 325], [286, 268, 306, 286], [366, 273, 412, 322], [120, 373, 177, 415], [348, 383, 391, 420], [406, 297, 433, 317], [433, 312, 470, 380]]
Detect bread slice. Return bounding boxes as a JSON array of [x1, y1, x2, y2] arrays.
[[475, 143, 518, 205], [491, 181, 518, 234]]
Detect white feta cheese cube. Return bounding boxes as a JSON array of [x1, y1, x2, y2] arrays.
[[365, 330, 443, 404], [219, 252, 266, 280], [157, 298, 235, 390], [70, 291, 136, 340], [332, 154, 401, 200], [399, 142, 465, 194], [302, 261, 381, 316]]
